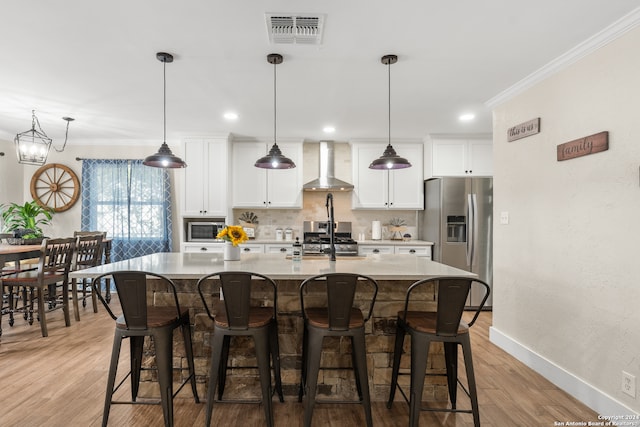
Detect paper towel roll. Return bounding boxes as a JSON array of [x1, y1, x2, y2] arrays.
[[371, 221, 382, 240]]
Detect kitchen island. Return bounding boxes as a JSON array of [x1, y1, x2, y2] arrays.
[[70, 252, 475, 402]]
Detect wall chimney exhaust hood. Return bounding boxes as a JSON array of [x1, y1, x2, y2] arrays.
[[303, 141, 354, 191]]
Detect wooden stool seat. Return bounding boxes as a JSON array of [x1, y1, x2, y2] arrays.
[[305, 307, 365, 329], [214, 306, 274, 328], [399, 311, 470, 335], [115, 307, 191, 329]]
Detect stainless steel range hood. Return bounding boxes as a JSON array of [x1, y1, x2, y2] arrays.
[[303, 141, 354, 191]]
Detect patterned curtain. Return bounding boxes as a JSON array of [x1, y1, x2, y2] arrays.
[[80, 159, 173, 261]]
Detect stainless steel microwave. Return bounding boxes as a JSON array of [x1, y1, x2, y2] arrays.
[[187, 221, 225, 242]]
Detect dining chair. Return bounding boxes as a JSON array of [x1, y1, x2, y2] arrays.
[[197, 271, 284, 427], [0, 237, 76, 337], [298, 272, 378, 427], [386, 276, 490, 427], [70, 232, 104, 320], [94, 270, 199, 427]]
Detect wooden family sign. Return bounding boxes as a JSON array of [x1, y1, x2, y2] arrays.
[[507, 118, 540, 142], [557, 131, 608, 161]]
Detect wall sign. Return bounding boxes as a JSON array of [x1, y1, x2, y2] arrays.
[[557, 131, 608, 161], [508, 117, 540, 142]]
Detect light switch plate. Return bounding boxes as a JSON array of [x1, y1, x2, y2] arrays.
[[500, 211, 509, 225]]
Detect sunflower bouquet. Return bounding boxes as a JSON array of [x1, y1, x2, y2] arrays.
[[216, 225, 249, 246]]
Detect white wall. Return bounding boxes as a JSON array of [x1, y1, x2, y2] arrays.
[[492, 26, 640, 413]]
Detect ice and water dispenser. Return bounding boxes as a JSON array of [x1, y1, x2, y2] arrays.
[[446, 215, 466, 242]]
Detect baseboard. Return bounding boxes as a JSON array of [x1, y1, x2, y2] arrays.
[[489, 326, 638, 417]]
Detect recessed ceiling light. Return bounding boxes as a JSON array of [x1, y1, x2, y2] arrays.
[[224, 112, 238, 120], [323, 126, 335, 133], [459, 113, 475, 122]]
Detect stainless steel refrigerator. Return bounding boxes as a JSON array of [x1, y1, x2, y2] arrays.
[[420, 177, 493, 309]]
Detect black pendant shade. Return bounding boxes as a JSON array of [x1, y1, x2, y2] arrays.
[[255, 53, 296, 170], [142, 142, 186, 168], [369, 143, 412, 169], [369, 54, 411, 170], [255, 142, 296, 169], [144, 52, 186, 168]]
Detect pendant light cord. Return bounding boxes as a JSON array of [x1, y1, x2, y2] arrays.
[[273, 60, 277, 145], [388, 60, 391, 146], [163, 58, 167, 143]]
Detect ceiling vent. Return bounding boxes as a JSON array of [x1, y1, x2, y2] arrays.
[[265, 14, 325, 45]]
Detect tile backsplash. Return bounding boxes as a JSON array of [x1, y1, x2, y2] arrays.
[[232, 191, 418, 241]]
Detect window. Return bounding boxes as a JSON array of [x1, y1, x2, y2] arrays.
[[80, 159, 173, 261]]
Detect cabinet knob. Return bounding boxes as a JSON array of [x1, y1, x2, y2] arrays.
[[409, 249, 416, 254], [263, 201, 267, 205], [373, 249, 380, 254], [200, 247, 207, 252], [390, 202, 393, 206], [280, 247, 287, 252], [243, 247, 250, 252]]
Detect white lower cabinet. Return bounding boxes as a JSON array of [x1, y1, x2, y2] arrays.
[[358, 245, 394, 255], [358, 244, 432, 258], [394, 245, 432, 258], [239, 243, 264, 254], [265, 243, 293, 255], [181, 243, 224, 253]]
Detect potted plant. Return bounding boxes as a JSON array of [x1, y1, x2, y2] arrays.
[[0, 200, 54, 244]]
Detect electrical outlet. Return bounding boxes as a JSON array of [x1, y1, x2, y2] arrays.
[[500, 211, 509, 225], [622, 371, 636, 398]]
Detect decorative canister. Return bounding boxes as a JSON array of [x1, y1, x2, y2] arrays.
[[284, 227, 293, 241], [275, 228, 283, 241], [223, 242, 241, 261]]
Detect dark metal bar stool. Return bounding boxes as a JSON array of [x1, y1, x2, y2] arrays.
[[94, 270, 199, 427], [298, 273, 378, 427], [197, 271, 284, 427], [387, 276, 490, 427]]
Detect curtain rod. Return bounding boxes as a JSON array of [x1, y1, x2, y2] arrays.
[[75, 157, 143, 161]]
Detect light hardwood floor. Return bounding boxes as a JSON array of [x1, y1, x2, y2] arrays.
[[0, 299, 599, 426]]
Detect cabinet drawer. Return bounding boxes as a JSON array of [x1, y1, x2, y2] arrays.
[[265, 244, 293, 255], [182, 244, 224, 253], [239, 244, 264, 253], [395, 246, 432, 258], [358, 245, 394, 255]]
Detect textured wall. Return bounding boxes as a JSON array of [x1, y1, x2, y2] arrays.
[[492, 26, 640, 412]]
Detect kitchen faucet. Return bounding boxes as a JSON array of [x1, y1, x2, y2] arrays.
[[325, 193, 336, 261]]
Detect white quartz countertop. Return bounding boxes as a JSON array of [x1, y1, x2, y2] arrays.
[[70, 252, 471, 281]]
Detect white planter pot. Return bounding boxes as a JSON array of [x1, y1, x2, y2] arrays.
[[223, 242, 241, 261]]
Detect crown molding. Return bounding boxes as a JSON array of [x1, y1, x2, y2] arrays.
[[485, 7, 640, 109]]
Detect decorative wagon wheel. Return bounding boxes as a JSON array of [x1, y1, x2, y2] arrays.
[[30, 163, 80, 212]]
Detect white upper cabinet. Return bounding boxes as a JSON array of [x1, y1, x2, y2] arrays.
[[351, 142, 424, 210], [182, 138, 228, 217], [232, 141, 303, 208], [427, 137, 493, 177]]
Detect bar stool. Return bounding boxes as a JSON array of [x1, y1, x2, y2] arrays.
[[386, 276, 490, 427], [298, 273, 378, 427], [197, 271, 284, 427], [94, 270, 199, 427]]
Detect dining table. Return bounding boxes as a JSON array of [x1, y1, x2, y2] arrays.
[[0, 243, 42, 270]]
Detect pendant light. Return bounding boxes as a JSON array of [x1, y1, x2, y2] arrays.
[[369, 54, 411, 170], [255, 53, 296, 169], [143, 52, 187, 168], [14, 110, 74, 166]]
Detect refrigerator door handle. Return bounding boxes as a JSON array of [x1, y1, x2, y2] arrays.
[[466, 193, 473, 266], [471, 193, 478, 267]]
